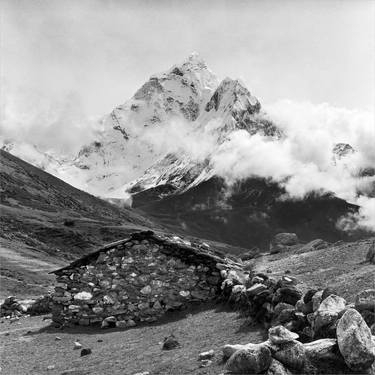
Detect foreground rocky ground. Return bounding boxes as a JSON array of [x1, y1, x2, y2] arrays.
[[1, 235, 374, 374], [0, 304, 265, 375]]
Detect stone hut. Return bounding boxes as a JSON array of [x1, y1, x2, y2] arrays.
[[51, 231, 236, 327]]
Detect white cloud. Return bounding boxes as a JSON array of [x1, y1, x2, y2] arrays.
[[210, 101, 375, 230]]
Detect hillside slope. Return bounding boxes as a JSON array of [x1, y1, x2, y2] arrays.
[[133, 176, 364, 249], [0, 150, 158, 298]]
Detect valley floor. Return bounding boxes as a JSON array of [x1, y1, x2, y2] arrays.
[[0, 304, 265, 375]]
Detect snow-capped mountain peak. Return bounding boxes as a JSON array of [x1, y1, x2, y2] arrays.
[[2, 54, 281, 200]]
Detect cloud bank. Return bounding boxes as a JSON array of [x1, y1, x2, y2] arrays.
[[209, 100, 375, 230]]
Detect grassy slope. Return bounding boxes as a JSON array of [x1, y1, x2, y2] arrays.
[[0, 150, 249, 299], [254, 237, 375, 301], [0, 150, 158, 298]]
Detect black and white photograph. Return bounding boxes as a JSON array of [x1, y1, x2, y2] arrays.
[[0, 0, 374, 374]]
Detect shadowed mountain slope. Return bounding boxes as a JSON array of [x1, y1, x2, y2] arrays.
[[0, 149, 156, 259], [132, 176, 364, 249]]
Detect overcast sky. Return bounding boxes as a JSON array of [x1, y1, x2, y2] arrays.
[[1, 0, 374, 121]]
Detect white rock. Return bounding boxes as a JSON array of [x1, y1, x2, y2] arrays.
[[74, 341, 82, 350], [140, 285, 152, 295], [198, 349, 215, 360], [74, 291, 93, 301]]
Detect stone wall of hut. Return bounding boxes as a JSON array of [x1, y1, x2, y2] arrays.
[[51, 235, 224, 327]]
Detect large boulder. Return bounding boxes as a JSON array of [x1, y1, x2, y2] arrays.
[[225, 343, 272, 374], [222, 344, 248, 360], [266, 358, 292, 375], [314, 295, 346, 332], [270, 233, 299, 254], [272, 340, 306, 371], [355, 289, 375, 312], [304, 338, 339, 362], [337, 308, 375, 371]]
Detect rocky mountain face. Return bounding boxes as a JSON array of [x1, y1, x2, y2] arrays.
[[1, 53, 281, 199], [2, 54, 371, 248]]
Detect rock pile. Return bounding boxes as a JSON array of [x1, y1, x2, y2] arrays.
[[50, 231, 240, 327], [220, 269, 375, 373], [223, 320, 374, 374], [0, 295, 52, 318], [0, 296, 27, 317]]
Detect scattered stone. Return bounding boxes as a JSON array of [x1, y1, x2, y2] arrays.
[[73, 341, 82, 350], [198, 349, 214, 361], [337, 308, 375, 371], [199, 359, 213, 368], [47, 365, 55, 370], [80, 348, 92, 357], [162, 334, 180, 350], [55, 336, 61, 341], [97, 339, 103, 342], [225, 343, 272, 374], [268, 325, 299, 345]]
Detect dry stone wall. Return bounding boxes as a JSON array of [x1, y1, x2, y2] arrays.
[[221, 269, 375, 373], [51, 231, 235, 327]]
